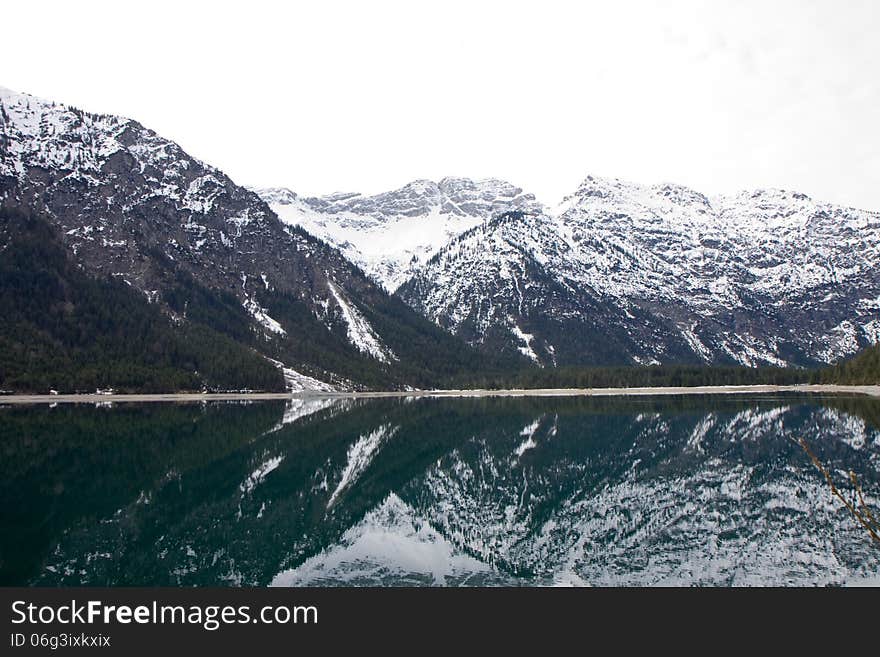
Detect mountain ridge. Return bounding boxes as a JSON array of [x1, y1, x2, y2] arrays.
[[394, 173, 880, 368], [2, 83, 879, 389]]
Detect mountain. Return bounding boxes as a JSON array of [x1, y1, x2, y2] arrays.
[[0, 86, 508, 392], [397, 175, 880, 368], [255, 178, 542, 291]]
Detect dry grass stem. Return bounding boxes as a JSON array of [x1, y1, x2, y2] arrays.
[[798, 438, 880, 546]]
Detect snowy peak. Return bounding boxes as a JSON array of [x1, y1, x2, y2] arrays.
[[286, 180, 442, 218], [0, 83, 242, 220], [256, 176, 543, 291], [560, 174, 714, 221], [435, 176, 543, 218], [713, 187, 874, 231], [250, 186, 299, 206], [295, 176, 543, 220], [1, 86, 129, 181], [0, 86, 43, 106], [564, 174, 876, 231]]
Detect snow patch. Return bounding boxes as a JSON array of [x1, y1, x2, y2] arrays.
[[514, 418, 541, 458], [327, 280, 395, 362], [510, 322, 540, 364], [327, 424, 398, 509], [240, 455, 283, 495], [243, 298, 286, 336], [264, 357, 334, 392], [679, 324, 712, 362]]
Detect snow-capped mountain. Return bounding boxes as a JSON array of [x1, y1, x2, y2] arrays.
[[255, 177, 542, 291], [398, 175, 880, 367], [0, 86, 492, 391], [3, 82, 878, 381]]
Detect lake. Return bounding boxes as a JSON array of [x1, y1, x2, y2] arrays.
[[1, 394, 878, 586]]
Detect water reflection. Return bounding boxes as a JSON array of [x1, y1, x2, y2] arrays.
[[1, 395, 878, 586]]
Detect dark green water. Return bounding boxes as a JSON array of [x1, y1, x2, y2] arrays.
[[1, 394, 878, 586]]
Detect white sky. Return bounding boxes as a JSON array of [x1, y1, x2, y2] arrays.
[[4, 0, 879, 209]]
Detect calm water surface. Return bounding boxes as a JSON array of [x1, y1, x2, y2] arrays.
[[1, 394, 878, 586]]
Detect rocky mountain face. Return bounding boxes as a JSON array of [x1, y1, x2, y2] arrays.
[[397, 176, 880, 367], [0, 86, 498, 391], [255, 178, 542, 291]]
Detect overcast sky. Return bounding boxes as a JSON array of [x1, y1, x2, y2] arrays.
[[5, 1, 879, 209]]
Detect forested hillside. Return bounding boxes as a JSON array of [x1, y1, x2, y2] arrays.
[[0, 206, 284, 393], [818, 344, 880, 385]]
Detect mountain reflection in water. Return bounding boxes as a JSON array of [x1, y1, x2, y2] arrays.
[[1, 394, 878, 586]]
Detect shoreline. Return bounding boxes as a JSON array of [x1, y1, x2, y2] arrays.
[[1, 384, 879, 405]]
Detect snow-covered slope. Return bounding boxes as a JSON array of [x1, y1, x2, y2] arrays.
[[398, 175, 880, 367], [255, 178, 542, 291]]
